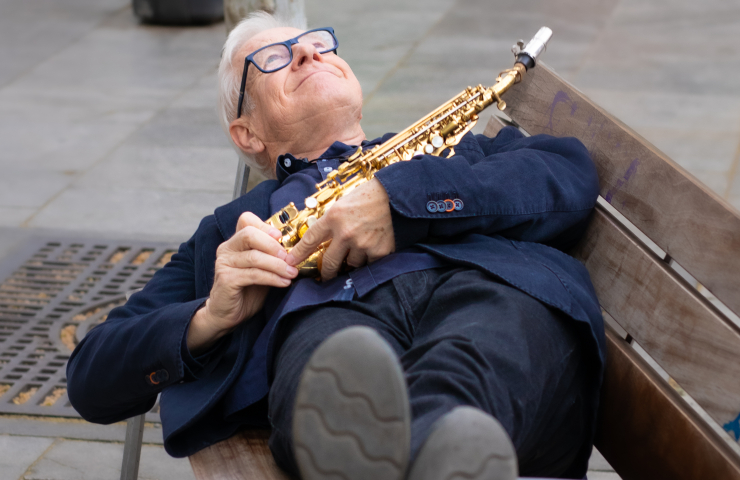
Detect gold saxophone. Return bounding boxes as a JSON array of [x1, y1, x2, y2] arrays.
[[266, 27, 553, 278]]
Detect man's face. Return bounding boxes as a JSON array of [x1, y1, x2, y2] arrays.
[[238, 27, 364, 145]]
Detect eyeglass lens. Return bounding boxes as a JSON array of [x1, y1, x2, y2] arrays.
[[252, 30, 337, 73]]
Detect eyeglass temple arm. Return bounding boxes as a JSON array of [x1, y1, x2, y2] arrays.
[[236, 58, 249, 118]]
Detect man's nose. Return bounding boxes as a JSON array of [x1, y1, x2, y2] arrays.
[[291, 42, 322, 69]]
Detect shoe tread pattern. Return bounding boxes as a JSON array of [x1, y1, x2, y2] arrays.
[[293, 327, 410, 480]]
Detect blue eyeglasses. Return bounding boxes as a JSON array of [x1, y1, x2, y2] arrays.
[[236, 27, 339, 118]]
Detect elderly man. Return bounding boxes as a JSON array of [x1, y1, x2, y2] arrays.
[[67, 12, 605, 480]]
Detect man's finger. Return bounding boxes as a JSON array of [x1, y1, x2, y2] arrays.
[[229, 249, 298, 279], [229, 226, 287, 260], [236, 211, 282, 240], [287, 217, 332, 265], [229, 267, 293, 289], [345, 249, 368, 269], [319, 239, 349, 281]]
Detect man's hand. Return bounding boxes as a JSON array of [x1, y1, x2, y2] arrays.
[[287, 178, 395, 280], [187, 212, 298, 353]]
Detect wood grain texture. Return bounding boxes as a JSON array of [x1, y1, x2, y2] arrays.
[[573, 204, 740, 442], [596, 324, 740, 480], [189, 429, 294, 480], [502, 63, 740, 317]]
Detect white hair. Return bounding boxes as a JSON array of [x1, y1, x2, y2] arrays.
[[217, 11, 307, 176]]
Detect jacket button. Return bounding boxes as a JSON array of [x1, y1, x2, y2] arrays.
[[444, 199, 455, 212], [454, 199, 464, 211], [426, 201, 438, 213], [436, 200, 446, 212], [146, 369, 169, 386], [283, 158, 292, 167]]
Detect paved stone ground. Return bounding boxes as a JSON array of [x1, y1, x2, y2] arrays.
[[1, 0, 739, 478]]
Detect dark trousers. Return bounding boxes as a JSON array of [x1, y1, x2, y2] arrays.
[[267, 267, 597, 479]]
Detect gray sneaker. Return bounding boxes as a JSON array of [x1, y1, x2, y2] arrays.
[[292, 326, 411, 480], [407, 406, 518, 480]]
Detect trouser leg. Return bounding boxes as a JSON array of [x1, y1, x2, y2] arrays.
[[268, 267, 599, 478], [394, 268, 597, 478], [267, 285, 413, 476]]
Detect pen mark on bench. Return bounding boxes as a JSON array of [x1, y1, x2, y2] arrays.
[[605, 159, 640, 204], [548, 91, 578, 133]]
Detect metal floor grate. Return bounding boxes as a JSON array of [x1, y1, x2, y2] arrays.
[[0, 239, 179, 422]]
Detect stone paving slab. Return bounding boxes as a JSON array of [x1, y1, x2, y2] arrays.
[[21, 438, 195, 480], [0, 435, 54, 480], [587, 472, 621, 480], [0, 416, 164, 445]]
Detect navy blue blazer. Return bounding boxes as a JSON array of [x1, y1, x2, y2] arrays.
[[66, 127, 605, 457]]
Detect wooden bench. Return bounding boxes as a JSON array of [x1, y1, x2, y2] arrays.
[[185, 63, 740, 479]]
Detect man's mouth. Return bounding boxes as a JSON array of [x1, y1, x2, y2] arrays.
[[296, 70, 333, 89]]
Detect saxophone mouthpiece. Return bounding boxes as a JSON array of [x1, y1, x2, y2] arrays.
[[516, 27, 553, 70]]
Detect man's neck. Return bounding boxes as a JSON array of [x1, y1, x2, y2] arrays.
[[262, 124, 366, 167]]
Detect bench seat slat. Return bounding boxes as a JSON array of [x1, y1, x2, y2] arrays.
[[573, 205, 740, 441], [189, 430, 293, 480], [502, 63, 740, 318], [597, 324, 740, 480]]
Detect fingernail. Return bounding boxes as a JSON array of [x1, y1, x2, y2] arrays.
[[286, 265, 298, 276], [269, 227, 281, 238], [281, 278, 291, 286], [276, 249, 287, 260], [285, 253, 296, 265]]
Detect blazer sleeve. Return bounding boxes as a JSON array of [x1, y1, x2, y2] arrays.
[[66, 217, 224, 424], [374, 127, 600, 251]]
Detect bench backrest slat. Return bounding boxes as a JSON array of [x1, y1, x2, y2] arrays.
[[573, 203, 740, 436], [598, 323, 740, 480], [501, 63, 740, 318]]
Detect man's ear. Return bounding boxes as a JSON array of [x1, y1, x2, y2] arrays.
[[229, 118, 265, 155]]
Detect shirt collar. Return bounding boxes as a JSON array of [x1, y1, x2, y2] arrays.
[[274, 137, 386, 183]]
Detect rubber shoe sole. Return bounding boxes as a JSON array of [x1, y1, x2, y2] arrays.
[[407, 406, 518, 480], [292, 326, 411, 480]]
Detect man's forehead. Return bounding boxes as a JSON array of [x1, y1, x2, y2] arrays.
[[241, 27, 306, 57]]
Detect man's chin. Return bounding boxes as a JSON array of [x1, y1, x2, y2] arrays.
[[293, 81, 362, 113]]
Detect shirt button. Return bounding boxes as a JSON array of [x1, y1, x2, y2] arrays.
[[284, 158, 292, 167], [426, 201, 438, 213], [323, 166, 333, 172], [146, 369, 169, 386]]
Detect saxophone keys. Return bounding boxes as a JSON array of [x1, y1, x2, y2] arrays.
[[431, 135, 444, 148], [316, 187, 335, 204], [347, 146, 363, 161], [305, 197, 318, 209], [306, 215, 318, 227], [424, 144, 434, 154]]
